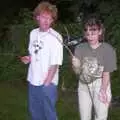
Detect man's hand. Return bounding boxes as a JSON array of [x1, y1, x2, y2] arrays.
[[43, 80, 51, 86], [19, 56, 31, 64]]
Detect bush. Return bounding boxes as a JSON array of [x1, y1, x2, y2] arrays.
[[0, 7, 120, 93]]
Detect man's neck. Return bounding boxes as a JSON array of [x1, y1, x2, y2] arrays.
[[39, 28, 50, 32]]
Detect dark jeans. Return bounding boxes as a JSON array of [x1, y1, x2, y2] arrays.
[[28, 83, 58, 120]]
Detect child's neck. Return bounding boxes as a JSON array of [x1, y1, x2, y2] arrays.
[[90, 42, 101, 49]]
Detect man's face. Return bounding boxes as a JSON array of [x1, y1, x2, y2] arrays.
[[36, 12, 53, 31]]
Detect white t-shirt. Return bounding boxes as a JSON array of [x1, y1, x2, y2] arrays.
[[27, 28, 63, 86]]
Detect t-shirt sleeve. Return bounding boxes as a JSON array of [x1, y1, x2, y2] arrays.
[[28, 33, 31, 54], [28, 30, 34, 55], [103, 44, 117, 72], [50, 34, 63, 65]]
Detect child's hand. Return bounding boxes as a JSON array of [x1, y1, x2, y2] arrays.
[[72, 56, 81, 74], [98, 88, 109, 105], [19, 56, 31, 64], [72, 56, 81, 68]]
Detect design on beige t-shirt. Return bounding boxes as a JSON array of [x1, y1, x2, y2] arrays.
[[80, 57, 104, 84]]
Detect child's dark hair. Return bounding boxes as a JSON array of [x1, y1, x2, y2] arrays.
[[83, 14, 105, 41]]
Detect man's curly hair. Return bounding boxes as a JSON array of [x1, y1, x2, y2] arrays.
[[33, 1, 58, 22]]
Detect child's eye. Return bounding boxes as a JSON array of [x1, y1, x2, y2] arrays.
[[90, 28, 98, 31]]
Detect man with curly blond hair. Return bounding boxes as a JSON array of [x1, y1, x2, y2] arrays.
[[20, 1, 63, 120]]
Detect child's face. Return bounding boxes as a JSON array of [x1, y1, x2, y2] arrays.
[[36, 11, 53, 31], [84, 26, 102, 45]]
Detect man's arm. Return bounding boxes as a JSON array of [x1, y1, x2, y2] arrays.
[[43, 65, 59, 86]]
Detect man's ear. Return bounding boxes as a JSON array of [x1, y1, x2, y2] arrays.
[[36, 15, 40, 21], [99, 29, 102, 35]]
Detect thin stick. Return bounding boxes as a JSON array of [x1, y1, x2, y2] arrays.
[[62, 25, 97, 118], [48, 29, 74, 57]]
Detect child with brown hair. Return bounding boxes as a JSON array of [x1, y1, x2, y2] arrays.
[[72, 15, 117, 120]]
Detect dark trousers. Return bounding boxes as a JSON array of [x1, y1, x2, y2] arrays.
[[28, 83, 58, 120]]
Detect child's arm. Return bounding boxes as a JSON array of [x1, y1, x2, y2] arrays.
[[99, 72, 110, 104]]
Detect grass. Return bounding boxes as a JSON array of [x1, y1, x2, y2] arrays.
[[0, 81, 28, 120], [0, 80, 120, 120]]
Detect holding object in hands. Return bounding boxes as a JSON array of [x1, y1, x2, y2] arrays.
[[73, 15, 117, 120], [72, 56, 81, 74]]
